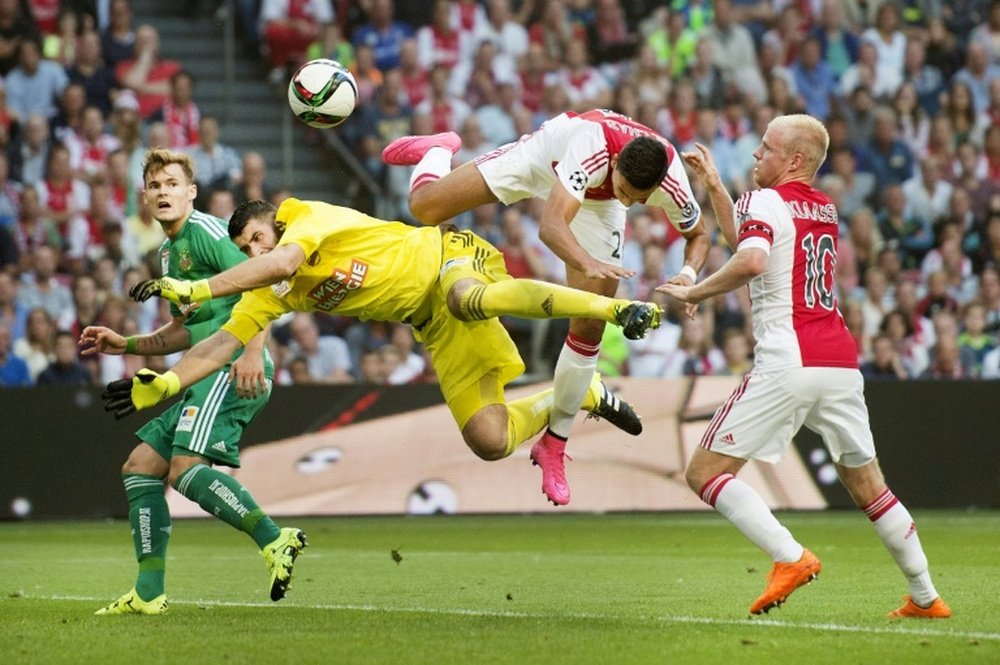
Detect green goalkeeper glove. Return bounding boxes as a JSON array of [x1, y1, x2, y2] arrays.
[[129, 277, 213, 305], [102, 369, 182, 419]]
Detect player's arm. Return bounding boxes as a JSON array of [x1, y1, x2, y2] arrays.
[[102, 329, 244, 419], [80, 316, 191, 356], [130, 243, 307, 305], [673, 220, 711, 284], [656, 246, 766, 305], [682, 143, 738, 250], [539, 182, 634, 280], [229, 324, 271, 399]]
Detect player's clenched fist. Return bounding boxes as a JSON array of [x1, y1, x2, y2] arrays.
[[129, 277, 212, 305], [102, 369, 182, 419]]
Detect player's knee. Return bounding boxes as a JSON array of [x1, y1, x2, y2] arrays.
[[465, 433, 507, 461], [684, 465, 705, 494]]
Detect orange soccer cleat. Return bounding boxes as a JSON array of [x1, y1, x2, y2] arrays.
[[888, 595, 952, 619], [749, 548, 822, 615]]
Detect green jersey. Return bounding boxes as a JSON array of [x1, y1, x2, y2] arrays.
[[157, 210, 274, 375]]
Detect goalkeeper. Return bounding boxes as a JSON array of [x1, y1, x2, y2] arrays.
[[106, 197, 663, 468], [81, 150, 306, 616]]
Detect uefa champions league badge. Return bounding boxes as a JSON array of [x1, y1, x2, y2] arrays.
[[440, 258, 468, 278]]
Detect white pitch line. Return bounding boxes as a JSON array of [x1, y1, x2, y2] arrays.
[[21, 594, 1000, 642]]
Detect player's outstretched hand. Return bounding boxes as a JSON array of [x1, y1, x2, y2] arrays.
[[129, 277, 212, 305], [102, 369, 182, 419]]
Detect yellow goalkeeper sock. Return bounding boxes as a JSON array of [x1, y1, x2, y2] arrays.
[[460, 280, 627, 322], [504, 388, 554, 457]]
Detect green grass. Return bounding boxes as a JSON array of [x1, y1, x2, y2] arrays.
[[1, 512, 997, 665]]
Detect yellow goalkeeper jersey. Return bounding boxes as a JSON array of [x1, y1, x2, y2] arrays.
[[224, 198, 442, 344]]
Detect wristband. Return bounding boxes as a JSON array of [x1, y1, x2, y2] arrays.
[[679, 265, 698, 283], [190, 279, 213, 302], [125, 336, 138, 354]]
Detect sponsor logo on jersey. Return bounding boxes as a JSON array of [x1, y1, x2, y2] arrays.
[[308, 259, 369, 312], [568, 170, 588, 191], [272, 280, 291, 297], [440, 257, 468, 277], [177, 406, 198, 432]]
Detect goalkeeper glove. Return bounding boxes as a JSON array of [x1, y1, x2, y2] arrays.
[[102, 369, 182, 419], [129, 277, 213, 305]]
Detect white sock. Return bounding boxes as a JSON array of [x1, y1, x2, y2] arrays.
[[548, 333, 600, 438], [408, 146, 453, 193], [702, 473, 804, 563], [864, 488, 938, 606]]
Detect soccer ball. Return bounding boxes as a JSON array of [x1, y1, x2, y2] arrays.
[[287, 59, 358, 129]]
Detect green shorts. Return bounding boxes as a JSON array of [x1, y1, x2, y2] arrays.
[[136, 369, 271, 468]]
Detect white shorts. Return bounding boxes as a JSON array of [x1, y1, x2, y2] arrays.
[[700, 367, 876, 467], [475, 141, 626, 265]]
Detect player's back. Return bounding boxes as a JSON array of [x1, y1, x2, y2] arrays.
[[738, 181, 857, 371], [274, 199, 444, 322]]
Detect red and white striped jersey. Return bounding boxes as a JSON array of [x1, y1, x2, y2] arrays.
[[734, 181, 858, 371], [541, 109, 700, 232]]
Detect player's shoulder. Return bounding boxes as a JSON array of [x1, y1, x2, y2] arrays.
[[185, 210, 230, 242]]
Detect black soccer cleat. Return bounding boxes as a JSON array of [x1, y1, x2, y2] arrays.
[[587, 381, 642, 435], [615, 302, 663, 340]]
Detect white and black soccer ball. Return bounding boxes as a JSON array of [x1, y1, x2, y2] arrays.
[[287, 58, 358, 129]]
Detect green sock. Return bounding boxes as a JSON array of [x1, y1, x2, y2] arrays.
[[123, 473, 170, 602], [174, 464, 281, 549]]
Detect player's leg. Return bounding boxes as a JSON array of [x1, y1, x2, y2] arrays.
[[165, 371, 307, 601], [687, 373, 820, 614], [95, 441, 171, 615]]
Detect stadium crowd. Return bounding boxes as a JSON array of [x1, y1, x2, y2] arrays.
[[2, 0, 1000, 391]]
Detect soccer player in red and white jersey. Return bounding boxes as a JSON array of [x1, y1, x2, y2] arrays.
[[382, 109, 710, 506], [658, 114, 951, 619]]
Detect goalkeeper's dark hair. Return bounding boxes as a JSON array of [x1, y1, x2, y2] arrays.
[[616, 136, 669, 190], [229, 200, 277, 239]]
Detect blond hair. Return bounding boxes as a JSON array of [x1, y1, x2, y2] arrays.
[[768, 114, 830, 177], [142, 148, 196, 186]]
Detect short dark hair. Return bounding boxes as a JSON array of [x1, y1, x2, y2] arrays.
[[617, 136, 668, 190], [229, 199, 277, 239]]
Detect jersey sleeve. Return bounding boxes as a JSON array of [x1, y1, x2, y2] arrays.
[[645, 155, 701, 233], [222, 288, 289, 345], [734, 190, 779, 254], [552, 123, 610, 203], [275, 199, 326, 258]]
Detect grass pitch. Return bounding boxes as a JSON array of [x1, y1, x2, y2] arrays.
[[1, 511, 997, 665]]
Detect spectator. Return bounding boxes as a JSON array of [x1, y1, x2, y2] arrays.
[[828, 146, 875, 219], [115, 24, 182, 120], [953, 40, 1000, 114], [348, 67, 410, 192], [902, 37, 945, 116], [0, 270, 27, 340], [123, 195, 165, 261], [704, 0, 766, 105], [17, 245, 73, 318], [37, 143, 92, 273], [284, 312, 352, 383], [920, 333, 965, 379], [385, 323, 425, 384], [352, 0, 411, 72], [0, 0, 40, 77], [718, 326, 753, 376], [100, 0, 135, 68], [647, 7, 697, 79], [260, 0, 334, 82], [585, 0, 639, 67], [679, 311, 726, 376], [232, 151, 271, 206], [861, 2, 906, 79], [449, 37, 515, 110], [11, 187, 60, 265], [862, 106, 915, 191], [396, 38, 428, 109], [811, 0, 859, 82], [206, 187, 236, 221], [838, 39, 902, 102], [416, 0, 466, 71], [414, 63, 470, 135], [978, 265, 1000, 334], [454, 114, 496, 172], [13, 306, 56, 381], [5, 37, 69, 121], [892, 81, 931, 157], [902, 155, 953, 227], [687, 36, 728, 111], [0, 318, 30, 386], [349, 43, 383, 108], [36, 329, 93, 385], [66, 29, 117, 116], [626, 292, 682, 377], [942, 79, 989, 148], [790, 35, 837, 120], [762, 3, 806, 67], [878, 183, 934, 270], [860, 265, 893, 339], [68, 106, 122, 185], [880, 308, 929, 378], [957, 300, 995, 376], [149, 70, 199, 149], [970, 0, 1000, 65], [476, 0, 529, 63], [861, 332, 909, 380], [185, 114, 242, 192], [42, 7, 82, 67], [528, 0, 585, 66]]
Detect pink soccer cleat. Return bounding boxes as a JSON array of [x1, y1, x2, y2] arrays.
[[381, 132, 462, 166], [530, 433, 572, 506]]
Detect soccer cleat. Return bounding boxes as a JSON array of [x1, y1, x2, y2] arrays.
[[749, 548, 821, 615], [261, 527, 308, 601], [381, 131, 462, 166], [94, 588, 168, 616], [585, 375, 642, 435], [888, 595, 952, 619], [614, 301, 662, 340], [530, 434, 572, 506]]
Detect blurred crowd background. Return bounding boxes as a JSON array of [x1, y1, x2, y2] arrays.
[[2, 0, 1000, 392]]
